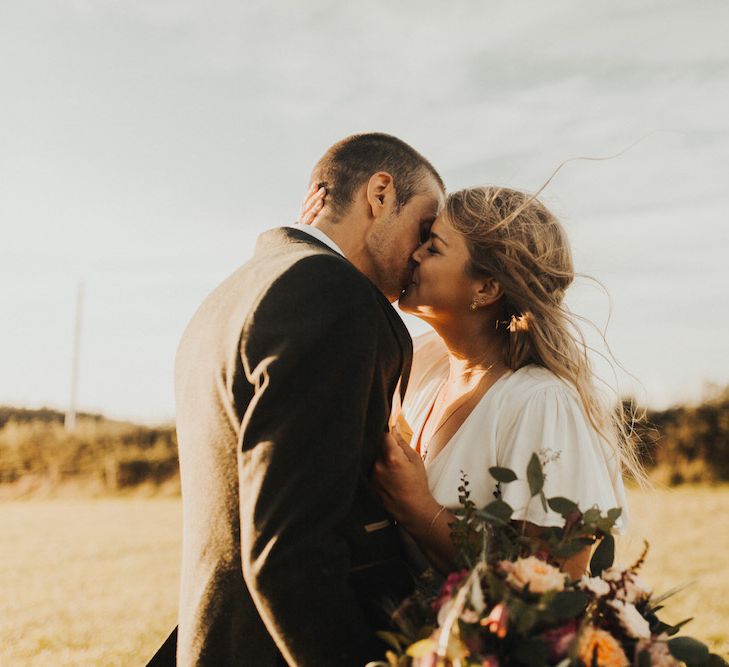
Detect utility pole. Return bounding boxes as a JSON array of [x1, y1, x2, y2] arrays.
[[65, 281, 84, 433]]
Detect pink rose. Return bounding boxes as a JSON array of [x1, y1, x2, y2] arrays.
[[501, 556, 566, 594]]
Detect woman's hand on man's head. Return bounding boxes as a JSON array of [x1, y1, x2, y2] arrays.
[[298, 183, 326, 225]]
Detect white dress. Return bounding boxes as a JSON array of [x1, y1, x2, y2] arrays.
[[398, 331, 628, 530]]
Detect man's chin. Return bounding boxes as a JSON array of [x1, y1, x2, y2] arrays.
[[397, 289, 415, 312]]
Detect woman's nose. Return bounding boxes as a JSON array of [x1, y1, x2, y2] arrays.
[[411, 242, 426, 264]]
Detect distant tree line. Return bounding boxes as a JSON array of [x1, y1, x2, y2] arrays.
[[629, 385, 729, 484], [0, 388, 728, 495], [0, 407, 178, 493], [0, 406, 104, 429]]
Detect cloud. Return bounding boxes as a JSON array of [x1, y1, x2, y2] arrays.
[[1, 0, 728, 418]]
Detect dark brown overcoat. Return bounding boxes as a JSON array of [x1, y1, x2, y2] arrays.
[[168, 227, 413, 666]]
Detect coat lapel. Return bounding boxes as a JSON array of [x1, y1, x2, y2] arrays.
[[258, 227, 414, 402], [371, 290, 413, 403]]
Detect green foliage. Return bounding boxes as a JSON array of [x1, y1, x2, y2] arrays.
[[547, 497, 579, 515], [545, 590, 589, 620], [628, 385, 729, 483], [667, 636, 710, 665], [526, 452, 544, 496], [589, 533, 614, 577], [478, 499, 513, 526], [450, 472, 482, 567], [467, 454, 626, 575], [387, 456, 726, 667], [489, 466, 518, 483], [0, 406, 178, 493], [512, 638, 548, 666], [0, 405, 104, 429]]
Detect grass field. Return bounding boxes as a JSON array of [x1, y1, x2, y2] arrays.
[[1, 486, 727, 665], [0, 498, 180, 666]]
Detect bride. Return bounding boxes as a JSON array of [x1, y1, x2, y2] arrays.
[[304, 184, 638, 580]]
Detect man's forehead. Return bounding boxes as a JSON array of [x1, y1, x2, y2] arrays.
[[415, 180, 445, 214], [423, 177, 445, 211]]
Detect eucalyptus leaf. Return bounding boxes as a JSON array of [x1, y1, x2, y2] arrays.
[[589, 533, 615, 577], [547, 496, 579, 516], [513, 639, 549, 666], [527, 452, 544, 496], [607, 507, 622, 522], [510, 597, 540, 634], [548, 590, 589, 620], [489, 466, 518, 483], [597, 518, 618, 534], [479, 499, 513, 524], [541, 526, 562, 543], [582, 508, 602, 525], [539, 490, 548, 512], [637, 649, 652, 667], [667, 636, 710, 664], [552, 538, 594, 559]]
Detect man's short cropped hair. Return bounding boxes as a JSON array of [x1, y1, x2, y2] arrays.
[[312, 133, 444, 218]]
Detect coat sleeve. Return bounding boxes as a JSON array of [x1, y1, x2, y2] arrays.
[[238, 255, 386, 666]]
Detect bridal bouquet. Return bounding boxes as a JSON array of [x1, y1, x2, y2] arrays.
[[371, 455, 726, 667]]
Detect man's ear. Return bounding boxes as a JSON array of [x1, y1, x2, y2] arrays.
[[474, 277, 503, 307], [365, 172, 395, 217]]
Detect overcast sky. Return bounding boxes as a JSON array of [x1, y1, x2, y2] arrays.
[[1, 0, 728, 422]]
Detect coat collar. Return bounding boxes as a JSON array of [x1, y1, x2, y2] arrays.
[[256, 227, 413, 401]]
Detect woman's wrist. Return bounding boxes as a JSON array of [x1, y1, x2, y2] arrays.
[[403, 497, 445, 540]]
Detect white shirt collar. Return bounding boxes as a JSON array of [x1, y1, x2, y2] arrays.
[[288, 224, 347, 258]]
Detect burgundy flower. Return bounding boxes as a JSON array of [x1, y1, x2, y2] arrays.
[[542, 619, 578, 661], [433, 569, 470, 611], [564, 509, 583, 533]]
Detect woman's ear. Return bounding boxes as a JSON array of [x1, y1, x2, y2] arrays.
[[474, 277, 503, 307], [365, 172, 395, 216]]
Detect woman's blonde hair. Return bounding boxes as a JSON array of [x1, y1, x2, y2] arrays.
[[445, 186, 643, 482]]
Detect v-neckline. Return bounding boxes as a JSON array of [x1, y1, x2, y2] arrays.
[[415, 370, 512, 468]]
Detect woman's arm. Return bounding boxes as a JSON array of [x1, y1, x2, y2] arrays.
[[373, 430, 457, 572], [373, 433, 591, 578], [372, 432, 459, 573]]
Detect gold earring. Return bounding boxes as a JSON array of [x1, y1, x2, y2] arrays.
[[469, 300, 478, 312]]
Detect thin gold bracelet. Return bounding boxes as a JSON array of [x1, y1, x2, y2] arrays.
[[427, 505, 447, 535]]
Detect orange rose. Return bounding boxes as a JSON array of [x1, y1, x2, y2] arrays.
[[502, 556, 566, 594], [576, 627, 629, 667]]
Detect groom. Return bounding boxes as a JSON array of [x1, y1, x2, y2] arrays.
[[171, 133, 444, 666]]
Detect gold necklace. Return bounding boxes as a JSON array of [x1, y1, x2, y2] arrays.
[[419, 369, 493, 462]]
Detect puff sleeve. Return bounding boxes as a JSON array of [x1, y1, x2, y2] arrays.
[[495, 381, 628, 531]]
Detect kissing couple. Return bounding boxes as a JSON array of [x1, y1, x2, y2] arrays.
[[151, 133, 633, 666]]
